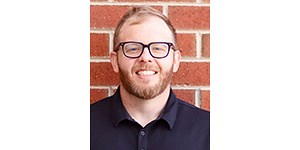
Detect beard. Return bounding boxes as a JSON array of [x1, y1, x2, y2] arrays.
[[118, 63, 173, 100]]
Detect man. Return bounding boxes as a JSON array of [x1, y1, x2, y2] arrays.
[[91, 6, 209, 150]]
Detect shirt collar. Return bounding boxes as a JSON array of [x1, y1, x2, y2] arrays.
[[111, 87, 133, 127], [159, 88, 178, 130], [111, 86, 178, 130]]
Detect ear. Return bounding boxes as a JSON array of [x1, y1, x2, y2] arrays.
[[110, 51, 119, 73], [172, 50, 181, 72]]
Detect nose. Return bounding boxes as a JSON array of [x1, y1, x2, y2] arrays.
[[138, 47, 153, 62]]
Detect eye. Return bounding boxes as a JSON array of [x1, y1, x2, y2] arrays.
[[124, 43, 142, 53], [152, 47, 163, 51], [126, 46, 139, 51], [128, 47, 139, 51], [151, 44, 168, 52]]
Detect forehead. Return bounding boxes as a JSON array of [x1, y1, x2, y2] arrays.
[[118, 16, 174, 43]]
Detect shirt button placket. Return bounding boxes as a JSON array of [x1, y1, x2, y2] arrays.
[[140, 131, 145, 136], [138, 130, 146, 150]]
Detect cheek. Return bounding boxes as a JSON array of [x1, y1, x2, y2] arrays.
[[157, 58, 174, 71], [117, 57, 135, 72]]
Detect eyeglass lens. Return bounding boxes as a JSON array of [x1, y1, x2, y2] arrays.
[[123, 43, 169, 58]]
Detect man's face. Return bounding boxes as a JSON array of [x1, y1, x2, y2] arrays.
[[110, 16, 181, 100]]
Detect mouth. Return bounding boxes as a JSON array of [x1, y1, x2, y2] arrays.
[[135, 70, 158, 76]]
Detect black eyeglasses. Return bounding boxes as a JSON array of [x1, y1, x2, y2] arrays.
[[116, 41, 176, 59]]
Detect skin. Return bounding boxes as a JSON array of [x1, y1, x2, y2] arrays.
[[110, 16, 181, 127]]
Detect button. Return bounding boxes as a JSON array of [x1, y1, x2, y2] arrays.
[[141, 149, 144, 150], [140, 131, 145, 136]]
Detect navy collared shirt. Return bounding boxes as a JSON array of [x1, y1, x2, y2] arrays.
[[91, 87, 210, 150]]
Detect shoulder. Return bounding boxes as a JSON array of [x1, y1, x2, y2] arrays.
[[90, 96, 113, 128], [174, 98, 210, 137], [177, 98, 210, 121], [90, 97, 111, 114]]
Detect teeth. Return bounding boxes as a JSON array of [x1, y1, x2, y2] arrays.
[[137, 70, 156, 75]]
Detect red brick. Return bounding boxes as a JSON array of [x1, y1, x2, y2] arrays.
[[91, 6, 131, 29], [176, 33, 196, 57], [91, 5, 163, 29], [200, 90, 210, 111], [173, 89, 195, 105], [115, 0, 194, 2], [168, 6, 210, 30], [90, 33, 109, 57], [172, 62, 210, 86], [201, 34, 210, 58], [90, 0, 108, 2], [90, 89, 108, 104], [90, 62, 120, 86], [202, 0, 210, 3]]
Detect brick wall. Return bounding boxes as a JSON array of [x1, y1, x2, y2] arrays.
[[90, 0, 210, 111]]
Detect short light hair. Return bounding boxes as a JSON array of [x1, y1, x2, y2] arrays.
[[113, 6, 177, 52]]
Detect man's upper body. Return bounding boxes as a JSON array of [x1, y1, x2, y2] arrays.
[[91, 6, 210, 150], [91, 87, 210, 150]]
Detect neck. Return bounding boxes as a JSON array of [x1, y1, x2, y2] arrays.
[[119, 85, 171, 127]]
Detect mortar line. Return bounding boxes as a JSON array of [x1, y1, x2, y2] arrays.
[[108, 86, 114, 96], [108, 87, 112, 96], [109, 32, 114, 53], [90, 29, 114, 33], [180, 58, 210, 62], [90, 86, 110, 89], [171, 86, 210, 90], [90, 58, 110, 62], [195, 89, 201, 107], [176, 30, 210, 34], [90, 2, 210, 7], [109, 86, 118, 96], [196, 32, 202, 58], [162, 4, 168, 17]]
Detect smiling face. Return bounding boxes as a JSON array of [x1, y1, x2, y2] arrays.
[[110, 16, 181, 100]]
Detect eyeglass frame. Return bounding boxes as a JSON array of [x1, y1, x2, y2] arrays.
[[115, 41, 177, 59]]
